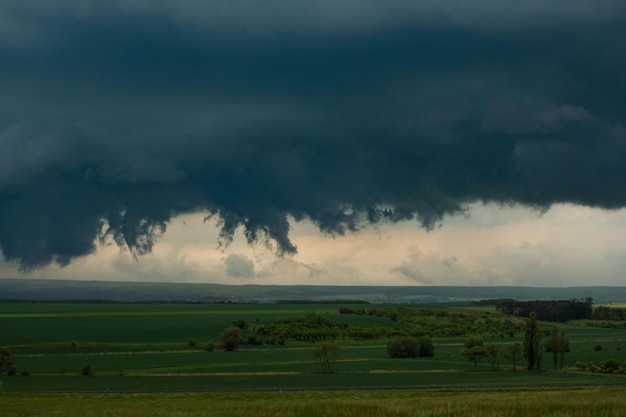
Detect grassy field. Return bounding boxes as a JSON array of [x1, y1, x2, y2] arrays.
[[1, 302, 626, 394], [2, 389, 626, 417]]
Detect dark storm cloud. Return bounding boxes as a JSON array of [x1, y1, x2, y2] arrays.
[[1, 1, 625, 270]]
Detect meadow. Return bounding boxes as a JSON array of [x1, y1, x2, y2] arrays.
[[3, 389, 626, 417], [1, 301, 626, 415]]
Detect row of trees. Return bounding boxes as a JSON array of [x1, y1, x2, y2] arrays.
[[496, 299, 592, 322], [214, 310, 568, 374], [460, 312, 570, 371]]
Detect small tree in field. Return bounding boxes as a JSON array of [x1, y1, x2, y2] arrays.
[[462, 337, 486, 370], [0, 347, 15, 375], [219, 327, 243, 351], [313, 343, 340, 374], [547, 325, 569, 370], [504, 343, 523, 371], [523, 312, 542, 371], [485, 344, 500, 371]]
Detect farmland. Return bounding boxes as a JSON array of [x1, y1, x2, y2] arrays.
[[1, 301, 626, 415]]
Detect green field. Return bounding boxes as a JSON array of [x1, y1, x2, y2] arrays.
[[1, 302, 626, 395], [2, 389, 626, 417]]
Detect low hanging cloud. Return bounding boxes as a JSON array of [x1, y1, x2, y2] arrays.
[[1, 1, 625, 271], [224, 254, 255, 279]]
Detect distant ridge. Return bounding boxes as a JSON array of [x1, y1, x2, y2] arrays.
[[1, 278, 626, 304]]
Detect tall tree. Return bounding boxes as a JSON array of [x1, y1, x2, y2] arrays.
[[504, 343, 523, 371], [548, 325, 569, 369], [558, 329, 569, 369], [523, 312, 542, 371]]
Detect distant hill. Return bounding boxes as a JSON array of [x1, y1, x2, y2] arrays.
[[1, 278, 626, 304]]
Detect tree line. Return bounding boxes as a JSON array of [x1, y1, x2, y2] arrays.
[[495, 298, 593, 322]]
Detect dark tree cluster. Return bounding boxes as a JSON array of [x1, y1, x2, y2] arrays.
[[387, 337, 434, 358], [496, 299, 592, 322], [341, 306, 524, 338], [257, 312, 409, 342], [592, 306, 625, 320]]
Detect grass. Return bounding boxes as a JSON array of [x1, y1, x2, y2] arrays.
[[2, 389, 626, 417], [2, 302, 626, 394]]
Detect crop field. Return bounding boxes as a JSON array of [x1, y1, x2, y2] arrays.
[[1, 302, 626, 415]]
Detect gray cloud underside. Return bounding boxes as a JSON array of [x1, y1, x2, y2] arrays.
[[1, 1, 625, 270]]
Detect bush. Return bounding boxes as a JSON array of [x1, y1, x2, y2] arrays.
[[594, 344, 603, 351], [206, 342, 215, 352], [219, 327, 243, 351], [388, 337, 419, 358], [232, 319, 248, 329], [81, 365, 94, 376], [188, 338, 197, 347], [247, 335, 263, 345], [603, 358, 620, 373], [417, 337, 435, 357], [388, 337, 434, 358], [0, 347, 15, 375]]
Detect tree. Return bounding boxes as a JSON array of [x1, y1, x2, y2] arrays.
[[558, 331, 569, 369], [219, 327, 243, 351], [547, 325, 569, 369], [462, 346, 488, 370], [523, 312, 542, 371], [0, 347, 15, 375], [313, 343, 340, 374], [417, 337, 435, 358], [462, 337, 486, 370], [504, 343, 523, 371], [387, 337, 419, 358], [485, 344, 500, 371]]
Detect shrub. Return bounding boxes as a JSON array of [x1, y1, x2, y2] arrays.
[[247, 335, 263, 345], [81, 365, 94, 376], [188, 338, 197, 347], [388, 337, 419, 358], [0, 347, 15, 375], [388, 337, 434, 358], [603, 358, 620, 373], [594, 344, 603, 351], [206, 342, 215, 352], [417, 337, 435, 357], [232, 319, 249, 329], [219, 327, 243, 351]]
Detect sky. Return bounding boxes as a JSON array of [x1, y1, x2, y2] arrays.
[[1, 1, 625, 286]]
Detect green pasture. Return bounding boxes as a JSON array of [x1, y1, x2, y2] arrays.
[[2, 389, 626, 417], [1, 302, 626, 393]]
